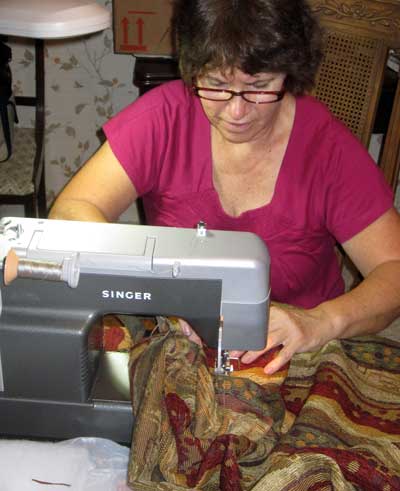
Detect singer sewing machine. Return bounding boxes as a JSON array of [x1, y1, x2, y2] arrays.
[[0, 217, 270, 443]]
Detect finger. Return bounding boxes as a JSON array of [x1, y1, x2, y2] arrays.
[[236, 331, 284, 364], [263, 346, 293, 375], [241, 348, 268, 364], [177, 318, 202, 346], [178, 318, 192, 336], [229, 350, 245, 358], [188, 331, 203, 345]]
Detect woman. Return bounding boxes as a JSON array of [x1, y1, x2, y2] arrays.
[[49, 0, 400, 374]]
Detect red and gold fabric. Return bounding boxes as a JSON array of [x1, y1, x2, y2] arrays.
[[126, 319, 400, 491]]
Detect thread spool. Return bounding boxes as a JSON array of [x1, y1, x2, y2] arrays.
[[4, 249, 64, 285]]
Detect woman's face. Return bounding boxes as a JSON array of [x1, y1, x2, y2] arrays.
[[195, 68, 287, 144]]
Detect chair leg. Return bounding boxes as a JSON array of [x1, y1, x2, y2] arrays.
[[23, 174, 46, 218], [24, 197, 36, 218], [137, 198, 147, 224], [37, 171, 47, 218]]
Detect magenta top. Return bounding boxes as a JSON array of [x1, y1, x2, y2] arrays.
[[103, 80, 393, 309]]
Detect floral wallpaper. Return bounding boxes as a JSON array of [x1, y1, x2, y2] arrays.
[[5, 0, 140, 220], [3, 0, 400, 219]]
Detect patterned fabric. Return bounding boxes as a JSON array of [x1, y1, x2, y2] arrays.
[[90, 315, 156, 352], [127, 319, 400, 491]]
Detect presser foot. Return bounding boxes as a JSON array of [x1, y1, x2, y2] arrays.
[[215, 350, 240, 375], [215, 316, 241, 375]]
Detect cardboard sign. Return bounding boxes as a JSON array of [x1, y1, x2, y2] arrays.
[[113, 0, 173, 57]]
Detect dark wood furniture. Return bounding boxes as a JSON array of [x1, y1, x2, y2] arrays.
[[0, 38, 46, 217]]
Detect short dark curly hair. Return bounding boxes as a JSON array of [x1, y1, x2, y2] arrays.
[[171, 0, 323, 95]]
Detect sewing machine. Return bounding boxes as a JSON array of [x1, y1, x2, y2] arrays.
[[0, 217, 270, 443]]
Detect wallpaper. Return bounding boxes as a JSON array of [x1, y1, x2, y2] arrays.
[[7, 0, 138, 219]]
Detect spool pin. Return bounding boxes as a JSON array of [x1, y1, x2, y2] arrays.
[[4, 249, 19, 285]]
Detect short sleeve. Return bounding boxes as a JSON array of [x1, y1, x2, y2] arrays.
[[324, 125, 393, 243], [103, 88, 169, 196]]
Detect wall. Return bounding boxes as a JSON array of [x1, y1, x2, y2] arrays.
[[4, 0, 140, 221]]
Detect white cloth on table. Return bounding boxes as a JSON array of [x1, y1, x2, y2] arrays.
[[0, 437, 130, 491]]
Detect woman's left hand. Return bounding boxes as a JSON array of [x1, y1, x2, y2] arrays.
[[178, 302, 336, 375], [230, 302, 335, 375]]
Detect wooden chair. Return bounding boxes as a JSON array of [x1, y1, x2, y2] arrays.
[[0, 38, 46, 218], [309, 0, 400, 191]]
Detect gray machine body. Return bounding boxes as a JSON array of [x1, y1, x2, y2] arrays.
[[0, 217, 270, 442]]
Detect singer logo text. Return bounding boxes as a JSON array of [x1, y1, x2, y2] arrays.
[[101, 290, 152, 301]]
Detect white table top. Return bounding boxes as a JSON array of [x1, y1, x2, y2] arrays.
[[0, 0, 111, 39]]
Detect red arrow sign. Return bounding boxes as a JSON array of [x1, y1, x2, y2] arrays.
[[121, 17, 129, 45], [136, 18, 144, 47]]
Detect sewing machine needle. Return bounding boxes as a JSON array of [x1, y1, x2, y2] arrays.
[[216, 316, 224, 375]]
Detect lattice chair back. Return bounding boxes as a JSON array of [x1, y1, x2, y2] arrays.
[[309, 0, 400, 191]]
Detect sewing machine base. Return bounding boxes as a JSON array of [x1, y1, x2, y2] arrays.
[[0, 397, 133, 443], [0, 351, 133, 443]]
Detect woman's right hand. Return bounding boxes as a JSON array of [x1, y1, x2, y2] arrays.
[[178, 318, 203, 346]]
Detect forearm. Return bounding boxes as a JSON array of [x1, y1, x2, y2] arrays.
[[48, 142, 138, 223], [48, 198, 109, 222], [316, 260, 400, 340]]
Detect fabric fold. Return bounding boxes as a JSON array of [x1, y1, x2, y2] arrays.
[[127, 320, 400, 491]]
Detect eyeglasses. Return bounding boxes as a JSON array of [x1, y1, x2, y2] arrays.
[[192, 86, 285, 104]]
